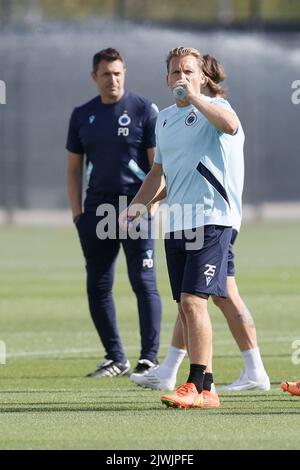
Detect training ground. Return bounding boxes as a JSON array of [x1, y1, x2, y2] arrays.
[[0, 222, 299, 450]]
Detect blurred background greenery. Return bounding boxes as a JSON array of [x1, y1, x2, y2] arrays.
[[1, 0, 300, 26]]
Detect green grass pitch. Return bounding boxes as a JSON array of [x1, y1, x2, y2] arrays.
[[0, 223, 300, 450]]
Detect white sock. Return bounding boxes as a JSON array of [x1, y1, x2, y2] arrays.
[[242, 347, 268, 381], [156, 345, 186, 379]]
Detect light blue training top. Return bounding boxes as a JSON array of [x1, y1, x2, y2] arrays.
[[154, 96, 244, 232], [227, 120, 244, 232]]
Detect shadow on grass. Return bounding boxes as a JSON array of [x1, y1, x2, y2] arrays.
[[0, 404, 161, 413], [5, 353, 293, 361], [0, 388, 145, 394], [0, 402, 299, 414], [0, 376, 87, 380], [220, 394, 288, 399]]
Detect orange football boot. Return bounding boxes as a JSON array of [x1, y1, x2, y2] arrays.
[[280, 380, 300, 396], [160, 383, 204, 409], [203, 389, 221, 408]]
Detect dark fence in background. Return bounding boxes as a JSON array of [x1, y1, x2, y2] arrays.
[[0, 1, 300, 211]]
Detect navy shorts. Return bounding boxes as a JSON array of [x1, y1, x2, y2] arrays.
[[227, 229, 239, 277], [164, 225, 232, 302]]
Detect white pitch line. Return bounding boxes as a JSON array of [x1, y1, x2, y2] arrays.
[[6, 348, 100, 358], [5, 345, 170, 358], [4, 336, 298, 359]]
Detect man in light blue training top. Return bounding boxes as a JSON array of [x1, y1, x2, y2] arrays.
[[120, 46, 242, 409], [130, 54, 270, 394]]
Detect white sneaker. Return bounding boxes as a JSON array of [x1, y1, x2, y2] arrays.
[[130, 367, 176, 391], [218, 370, 271, 391]]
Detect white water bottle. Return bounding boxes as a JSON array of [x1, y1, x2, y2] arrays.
[[173, 86, 187, 100]]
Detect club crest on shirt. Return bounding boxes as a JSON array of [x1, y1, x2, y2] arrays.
[[118, 111, 131, 127], [89, 115, 96, 124], [185, 111, 197, 126]]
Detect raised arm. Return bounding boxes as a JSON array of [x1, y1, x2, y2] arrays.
[[190, 94, 239, 135], [176, 80, 239, 135]]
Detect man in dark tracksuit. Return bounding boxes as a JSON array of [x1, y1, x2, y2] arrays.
[[66, 48, 162, 377]]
